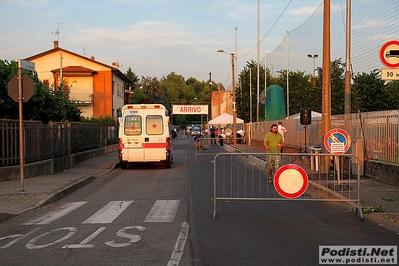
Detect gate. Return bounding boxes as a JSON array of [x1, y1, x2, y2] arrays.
[[212, 152, 363, 219], [195, 137, 225, 160], [172, 137, 227, 159], [172, 137, 194, 156]]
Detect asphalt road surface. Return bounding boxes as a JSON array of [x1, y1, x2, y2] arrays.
[[0, 136, 398, 266], [0, 149, 192, 266], [188, 153, 399, 266]]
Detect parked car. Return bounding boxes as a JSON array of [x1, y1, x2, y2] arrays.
[[190, 126, 201, 136]]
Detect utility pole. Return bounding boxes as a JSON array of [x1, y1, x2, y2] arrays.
[[322, 0, 331, 173], [257, 0, 260, 122], [344, 0, 352, 130]]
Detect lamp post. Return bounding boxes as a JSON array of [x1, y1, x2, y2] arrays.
[[217, 49, 237, 145], [307, 54, 318, 86]]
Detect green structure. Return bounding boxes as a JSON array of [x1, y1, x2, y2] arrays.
[[258, 84, 286, 121]]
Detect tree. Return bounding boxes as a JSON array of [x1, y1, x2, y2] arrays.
[[386, 80, 399, 109], [237, 60, 267, 122], [124, 67, 139, 89], [0, 58, 81, 123], [330, 59, 346, 115], [352, 70, 389, 112], [275, 69, 318, 115]]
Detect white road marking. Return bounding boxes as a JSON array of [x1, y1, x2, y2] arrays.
[[105, 226, 146, 248], [0, 228, 41, 249], [23, 202, 88, 225], [144, 200, 180, 222], [63, 227, 107, 248], [26, 227, 77, 249], [82, 201, 133, 224], [167, 221, 190, 266]]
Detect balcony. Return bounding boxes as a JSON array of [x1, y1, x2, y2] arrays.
[[70, 93, 93, 105]]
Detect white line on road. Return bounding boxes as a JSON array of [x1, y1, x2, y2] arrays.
[[144, 200, 180, 222], [23, 201, 88, 225], [167, 221, 190, 266], [82, 201, 133, 224]]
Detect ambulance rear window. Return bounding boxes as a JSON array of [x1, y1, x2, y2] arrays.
[[146, 115, 163, 135], [124, 115, 142, 135]]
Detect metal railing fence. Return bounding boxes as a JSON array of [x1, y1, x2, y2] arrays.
[[248, 110, 399, 165], [0, 120, 118, 169], [212, 152, 362, 220]]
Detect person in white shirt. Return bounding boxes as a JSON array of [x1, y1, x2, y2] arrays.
[[236, 129, 245, 144], [277, 121, 287, 152]]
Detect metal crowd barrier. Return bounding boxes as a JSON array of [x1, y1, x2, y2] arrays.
[[195, 137, 225, 160], [171, 137, 194, 156], [212, 152, 363, 220]]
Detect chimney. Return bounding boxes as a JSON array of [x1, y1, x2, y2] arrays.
[[91, 56, 95, 61], [54, 41, 59, 48]]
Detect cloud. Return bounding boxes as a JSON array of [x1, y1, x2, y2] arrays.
[[70, 20, 204, 51]]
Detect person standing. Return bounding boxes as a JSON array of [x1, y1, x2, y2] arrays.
[[210, 126, 216, 145], [277, 121, 287, 152], [264, 124, 284, 184]]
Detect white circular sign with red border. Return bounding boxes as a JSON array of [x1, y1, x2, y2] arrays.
[[274, 164, 308, 199], [380, 40, 399, 68]]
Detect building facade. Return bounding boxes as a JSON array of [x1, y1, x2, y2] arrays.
[[26, 41, 132, 118]]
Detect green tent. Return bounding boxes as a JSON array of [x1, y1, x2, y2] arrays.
[[259, 84, 286, 121]]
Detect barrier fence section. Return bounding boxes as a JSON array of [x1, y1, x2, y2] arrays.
[[171, 137, 194, 157], [212, 152, 363, 220], [195, 137, 224, 160]]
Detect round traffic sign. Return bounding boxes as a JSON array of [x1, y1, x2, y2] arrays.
[[274, 164, 308, 199], [380, 40, 399, 68], [323, 128, 351, 154], [224, 128, 232, 136]]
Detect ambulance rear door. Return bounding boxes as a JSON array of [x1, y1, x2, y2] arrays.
[[143, 113, 167, 161], [122, 108, 145, 162]]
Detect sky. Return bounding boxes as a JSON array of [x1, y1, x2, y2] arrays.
[[0, 0, 322, 86]]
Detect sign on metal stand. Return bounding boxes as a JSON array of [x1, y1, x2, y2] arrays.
[[7, 59, 35, 191]]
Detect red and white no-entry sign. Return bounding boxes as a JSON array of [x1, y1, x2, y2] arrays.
[[274, 164, 308, 199]]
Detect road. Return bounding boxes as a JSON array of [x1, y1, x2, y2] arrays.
[[0, 134, 398, 266], [0, 145, 192, 266], [188, 149, 399, 265]]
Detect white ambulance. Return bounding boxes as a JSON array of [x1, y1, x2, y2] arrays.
[[118, 104, 173, 169]]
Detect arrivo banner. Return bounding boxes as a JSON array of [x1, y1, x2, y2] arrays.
[[172, 105, 208, 115]]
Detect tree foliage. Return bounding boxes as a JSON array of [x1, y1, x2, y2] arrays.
[[2, 56, 398, 126], [0, 58, 81, 123], [352, 70, 390, 112]]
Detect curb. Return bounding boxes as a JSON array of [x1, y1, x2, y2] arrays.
[[0, 161, 120, 224], [39, 161, 120, 207]]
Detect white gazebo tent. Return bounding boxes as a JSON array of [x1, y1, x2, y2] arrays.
[[208, 113, 244, 126]]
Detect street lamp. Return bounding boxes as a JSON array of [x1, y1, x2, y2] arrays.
[[218, 49, 237, 145], [307, 54, 318, 86]]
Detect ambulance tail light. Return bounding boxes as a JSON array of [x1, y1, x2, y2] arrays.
[[118, 138, 124, 160], [166, 137, 171, 150], [118, 138, 124, 149]]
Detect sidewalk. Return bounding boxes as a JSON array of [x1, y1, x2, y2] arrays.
[[0, 146, 398, 234], [0, 151, 119, 223]]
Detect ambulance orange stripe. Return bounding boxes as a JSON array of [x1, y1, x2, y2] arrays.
[[142, 143, 166, 148]]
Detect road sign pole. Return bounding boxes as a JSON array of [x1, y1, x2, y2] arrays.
[[17, 59, 25, 192]]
